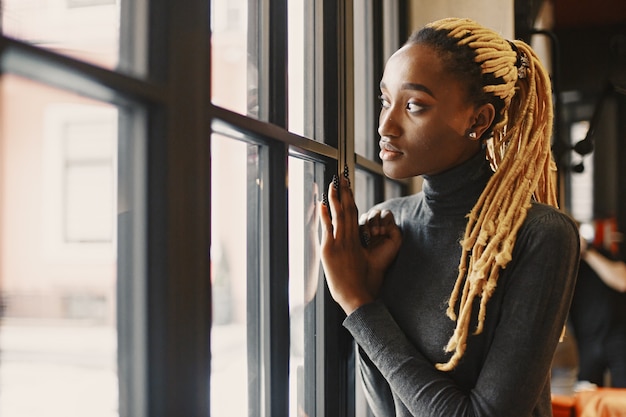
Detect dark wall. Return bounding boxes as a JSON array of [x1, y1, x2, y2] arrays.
[[555, 24, 626, 95], [617, 95, 626, 260]]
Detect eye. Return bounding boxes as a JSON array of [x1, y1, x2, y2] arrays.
[[378, 95, 390, 109], [406, 102, 424, 113]]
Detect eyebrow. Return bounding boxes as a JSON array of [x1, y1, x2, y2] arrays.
[[380, 81, 435, 98]]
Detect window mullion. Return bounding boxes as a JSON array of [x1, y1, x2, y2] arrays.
[[247, 143, 263, 415], [343, 0, 355, 187], [263, 142, 291, 416], [268, 0, 289, 128], [319, 1, 355, 416], [148, 0, 212, 416]]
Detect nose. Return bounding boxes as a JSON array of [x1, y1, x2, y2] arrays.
[[378, 108, 401, 138]]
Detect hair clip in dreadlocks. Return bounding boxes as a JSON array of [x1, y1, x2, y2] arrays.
[[508, 40, 529, 79], [517, 51, 529, 79]]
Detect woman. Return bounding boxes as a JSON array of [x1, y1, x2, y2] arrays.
[[319, 18, 580, 416]]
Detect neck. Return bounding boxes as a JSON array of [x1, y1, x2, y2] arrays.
[[421, 150, 492, 215]]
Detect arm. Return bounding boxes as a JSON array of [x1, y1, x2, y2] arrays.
[[344, 209, 580, 416], [582, 247, 626, 293]]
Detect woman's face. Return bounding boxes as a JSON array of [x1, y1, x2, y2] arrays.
[[378, 43, 483, 179]]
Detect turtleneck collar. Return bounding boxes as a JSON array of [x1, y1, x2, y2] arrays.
[[421, 149, 493, 215]]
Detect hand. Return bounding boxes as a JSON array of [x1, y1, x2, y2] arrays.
[[359, 208, 402, 281], [319, 175, 402, 315]]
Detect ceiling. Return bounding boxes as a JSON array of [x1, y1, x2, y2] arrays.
[[552, 0, 626, 29], [516, 0, 626, 94]]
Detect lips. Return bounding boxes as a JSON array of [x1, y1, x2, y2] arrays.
[[379, 140, 403, 161]]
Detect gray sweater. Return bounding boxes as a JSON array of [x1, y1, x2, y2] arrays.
[[344, 151, 579, 416]]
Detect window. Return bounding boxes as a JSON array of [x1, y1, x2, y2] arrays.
[[209, 133, 252, 416], [0, 76, 120, 417], [43, 104, 117, 245], [1, 0, 121, 70], [1, 1, 408, 416], [287, 157, 325, 416], [1, 2, 150, 417], [67, 0, 117, 8]]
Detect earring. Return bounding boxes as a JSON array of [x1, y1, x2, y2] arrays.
[[468, 131, 477, 139]]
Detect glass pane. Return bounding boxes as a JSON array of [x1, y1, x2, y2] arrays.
[[355, 169, 377, 215], [210, 134, 256, 416], [288, 157, 324, 416], [288, 1, 311, 137], [0, 74, 119, 417], [354, 0, 376, 159], [1, 0, 120, 71], [385, 179, 403, 200], [210, 0, 258, 119]]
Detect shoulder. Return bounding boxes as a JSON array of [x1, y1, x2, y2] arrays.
[[503, 203, 580, 294], [517, 202, 580, 250], [524, 202, 578, 235]]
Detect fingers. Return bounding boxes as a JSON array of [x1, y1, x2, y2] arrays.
[[379, 209, 395, 226], [359, 211, 379, 248], [360, 209, 400, 241], [366, 210, 382, 235], [326, 174, 358, 240], [380, 209, 401, 241], [361, 209, 389, 235], [319, 196, 333, 246], [326, 175, 342, 237], [358, 224, 371, 247], [339, 175, 357, 225]]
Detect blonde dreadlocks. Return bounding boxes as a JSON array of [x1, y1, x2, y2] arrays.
[[411, 18, 558, 372]]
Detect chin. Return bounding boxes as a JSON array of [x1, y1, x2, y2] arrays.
[[382, 165, 413, 180]]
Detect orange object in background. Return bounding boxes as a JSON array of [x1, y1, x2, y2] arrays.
[[553, 389, 626, 417], [553, 394, 576, 417], [577, 389, 626, 417], [593, 217, 621, 256]]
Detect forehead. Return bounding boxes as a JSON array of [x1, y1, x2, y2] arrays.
[[381, 43, 472, 103], [382, 43, 457, 90]]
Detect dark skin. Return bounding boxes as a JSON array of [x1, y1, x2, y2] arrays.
[[320, 43, 495, 315]]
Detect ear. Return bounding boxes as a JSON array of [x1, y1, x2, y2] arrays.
[[468, 103, 496, 141]]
